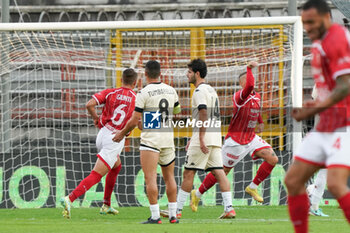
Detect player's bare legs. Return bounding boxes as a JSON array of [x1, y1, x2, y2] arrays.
[[92, 158, 111, 176], [245, 148, 278, 203], [211, 169, 230, 192], [161, 161, 178, 223], [140, 150, 161, 222], [327, 167, 350, 222], [284, 160, 320, 233], [327, 168, 350, 199], [161, 161, 177, 202], [180, 169, 196, 192]]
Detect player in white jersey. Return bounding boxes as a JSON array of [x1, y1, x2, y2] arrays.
[[113, 60, 181, 224], [175, 58, 235, 219], [306, 85, 328, 217]]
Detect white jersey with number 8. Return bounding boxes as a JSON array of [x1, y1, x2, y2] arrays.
[[134, 82, 179, 150]]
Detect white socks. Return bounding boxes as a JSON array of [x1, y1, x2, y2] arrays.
[[310, 169, 327, 211], [196, 189, 202, 198], [150, 204, 160, 220], [176, 188, 190, 212], [168, 202, 177, 218], [222, 191, 233, 212], [249, 182, 258, 189]]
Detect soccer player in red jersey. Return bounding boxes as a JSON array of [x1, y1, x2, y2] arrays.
[[190, 61, 278, 211], [284, 0, 350, 232], [60, 68, 138, 219]]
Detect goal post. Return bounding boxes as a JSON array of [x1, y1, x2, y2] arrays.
[[0, 17, 303, 208]]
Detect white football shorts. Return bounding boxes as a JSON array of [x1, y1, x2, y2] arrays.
[[294, 126, 350, 168], [96, 126, 125, 170], [222, 135, 272, 168]]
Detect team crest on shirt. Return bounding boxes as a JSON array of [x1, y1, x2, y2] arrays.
[[143, 111, 161, 129]]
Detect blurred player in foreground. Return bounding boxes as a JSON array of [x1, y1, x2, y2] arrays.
[[190, 61, 278, 212], [113, 60, 181, 224], [285, 0, 350, 232], [60, 68, 138, 219]]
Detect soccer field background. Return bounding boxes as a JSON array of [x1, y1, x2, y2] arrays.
[[0, 206, 346, 233]]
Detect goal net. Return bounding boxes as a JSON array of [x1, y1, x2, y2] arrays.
[[0, 17, 303, 208]]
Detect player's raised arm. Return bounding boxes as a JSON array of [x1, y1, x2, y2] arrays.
[[86, 98, 99, 127], [235, 61, 258, 105]]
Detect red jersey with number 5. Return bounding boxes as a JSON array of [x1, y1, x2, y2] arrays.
[[92, 87, 136, 130], [311, 24, 350, 132], [225, 68, 263, 144]]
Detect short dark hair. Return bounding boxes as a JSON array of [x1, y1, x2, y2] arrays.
[[238, 72, 247, 81], [302, 0, 331, 15], [122, 68, 138, 85], [145, 60, 161, 79], [187, 58, 207, 79]]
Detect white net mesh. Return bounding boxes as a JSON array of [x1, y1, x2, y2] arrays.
[[0, 19, 300, 208]]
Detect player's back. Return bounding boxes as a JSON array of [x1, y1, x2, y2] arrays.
[[191, 83, 221, 147], [136, 82, 179, 149], [312, 23, 350, 132], [226, 90, 261, 144], [92, 87, 136, 130]]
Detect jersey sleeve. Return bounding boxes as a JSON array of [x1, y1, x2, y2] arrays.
[[173, 89, 181, 114], [326, 28, 350, 80], [234, 67, 255, 105], [92, 89, 112, 105], [135, 91, 146, 113], [193, 89, 207, 110]]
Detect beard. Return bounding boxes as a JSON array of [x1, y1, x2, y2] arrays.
[[317, 21, 327, 39]]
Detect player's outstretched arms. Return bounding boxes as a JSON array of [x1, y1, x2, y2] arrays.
[[292, 74, 350, 121], [113, 111, 142, 142], [86, 98, 99, 127]]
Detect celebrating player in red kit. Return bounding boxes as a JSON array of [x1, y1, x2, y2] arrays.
[[190, 61, 278, 211], [284, 0, 350, 232], [60, 68, 138, 219]]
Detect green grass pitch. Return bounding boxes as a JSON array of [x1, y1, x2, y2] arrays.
[[0, 206, 347, 233]]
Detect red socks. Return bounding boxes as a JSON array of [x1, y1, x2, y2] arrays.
[[338, 192, 350, 223], [69, 170, 102, 202], [103, 164, 122, 206], [199, 172, 217, 194], [252, 162, 275, 186], [288, 193, 309, 233]]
